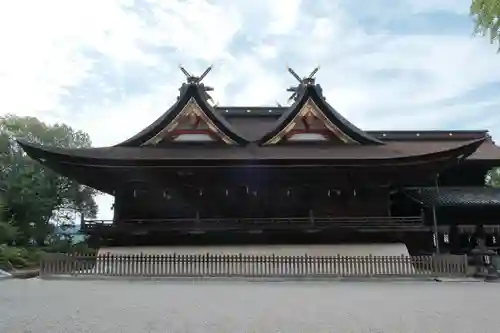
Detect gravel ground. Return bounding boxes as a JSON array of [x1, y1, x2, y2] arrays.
[[1, 279, 500, 333], [0, 269, 10, 280]]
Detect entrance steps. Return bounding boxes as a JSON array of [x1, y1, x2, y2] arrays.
[[98, 243, 411, 257]]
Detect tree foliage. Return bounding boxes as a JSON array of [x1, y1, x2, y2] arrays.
[[0, 115, 97, 245], [0, 220, 19, 245], [471, 0, 500, 50], [486, 168, 500, 187]]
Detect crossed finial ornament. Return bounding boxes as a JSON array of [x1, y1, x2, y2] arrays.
[[285, 65, 320, 102], [178, 65, 215, 102]]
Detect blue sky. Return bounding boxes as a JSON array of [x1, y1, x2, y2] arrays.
[[0, 0, 499, 220]]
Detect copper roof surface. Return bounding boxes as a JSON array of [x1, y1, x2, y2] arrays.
[[217, 108, 489, 142], [18, 138, 484, 165], [404, 187, 500, 207]]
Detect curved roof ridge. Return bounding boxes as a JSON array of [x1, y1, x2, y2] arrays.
[[257, 84, 383, 145], [116, 84, 249, 147]]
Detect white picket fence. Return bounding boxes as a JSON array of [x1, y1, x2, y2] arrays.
[[40, 253, 468, 279]]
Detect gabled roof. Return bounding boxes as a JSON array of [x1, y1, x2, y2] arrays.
[[257, 84, 384, 145], [14, 66, 499, 181], [116, 83, 249, 146]]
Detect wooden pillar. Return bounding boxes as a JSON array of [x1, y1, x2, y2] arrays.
[[112, 190, 121, 222], [466, 231, 473, 252], [309, 209, 314, 225], [448, 224, 460, 254], [79, 210, 85, 228], [195, 187, 204, 218], [432, 206, 440, 254], [473, 224, 486, 247]]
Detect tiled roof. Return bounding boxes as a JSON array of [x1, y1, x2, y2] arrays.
[[404, 187, 500, 207]]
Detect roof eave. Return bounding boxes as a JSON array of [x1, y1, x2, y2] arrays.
[[16, 137, 485, 168]]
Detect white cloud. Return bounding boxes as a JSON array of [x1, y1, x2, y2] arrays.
[[143, 0, 243, 61], [266, 0, 302, 35], [0, 0, 499, 220], [406, 0, 470, 14]]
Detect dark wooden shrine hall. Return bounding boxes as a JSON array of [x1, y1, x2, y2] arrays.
[[17, 66, 500, 253]]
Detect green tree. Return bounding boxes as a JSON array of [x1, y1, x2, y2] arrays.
[[486, 168, 500, 187], [470, 0, 500, 50], [0, 115, 97, 245], [0, 221, 19, 245], [0, 199, 18, 245]]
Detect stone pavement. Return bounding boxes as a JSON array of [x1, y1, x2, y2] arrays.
[[1, 279, 500, 333]]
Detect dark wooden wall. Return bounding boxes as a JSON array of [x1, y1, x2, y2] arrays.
[[437, 164, 489, 187], [113, 183, 392, 220]]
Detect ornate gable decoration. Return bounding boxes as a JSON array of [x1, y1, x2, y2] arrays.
[[263, 98, 360, 145], [142, 97, 238, 145]]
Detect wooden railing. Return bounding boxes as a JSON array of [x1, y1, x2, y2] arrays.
[[82, 216, 427, 232], [40, 253, 468, 279]]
